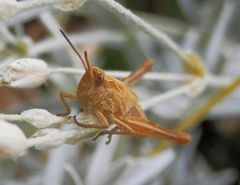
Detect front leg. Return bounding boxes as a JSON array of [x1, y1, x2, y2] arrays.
[[73, 111, 109, 129], [58, 91, 77, 116]]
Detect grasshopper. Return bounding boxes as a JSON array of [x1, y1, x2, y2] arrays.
[[58, 30, 191, 145]]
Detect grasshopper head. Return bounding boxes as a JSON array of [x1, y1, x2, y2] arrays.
[[60, 30, 106, 109], [77, 56, 106, 110], [78, 53, 106, 93], [80, 66, 105, 87]]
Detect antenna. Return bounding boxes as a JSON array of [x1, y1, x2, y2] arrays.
[[84, 51, 93, 77], [59, 29, 87, 71]]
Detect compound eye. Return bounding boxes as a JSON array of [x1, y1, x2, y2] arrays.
[[95, 73, 104, 87]]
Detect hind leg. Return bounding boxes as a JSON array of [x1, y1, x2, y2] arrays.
[[92, 117, 135, 144], [93, 126, 132, 144], [123, 59, 153, 86]]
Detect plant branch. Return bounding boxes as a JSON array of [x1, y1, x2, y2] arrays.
[[50, 67, 193, 82], [95, 0, 189, 65], [18, 0, 61, 10], [50, 67, 234, 87], [141, 79, 201, 110], [0, 114, 25, 122]]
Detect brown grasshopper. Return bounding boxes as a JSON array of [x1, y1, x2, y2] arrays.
[[58, 30, 191, 144]]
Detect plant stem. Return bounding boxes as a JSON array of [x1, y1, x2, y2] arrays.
[[18, 0, 61, 10], [95, 0, 189, 65], [141, 79, 201, 110], [0, 114, 25, 122], [50, 67, 193, 82], [50, 67, 234, 87]]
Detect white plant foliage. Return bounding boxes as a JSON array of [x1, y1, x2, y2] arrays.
[[21, 109, 67, 128], [0, 0, 20, 21], [0, 58, 49, 88], [0, 0, 239, 185], [27, 126, 99, 150], [31, 128, 67, 150], [0, 120, 27, 159], [113, 149, 175, 185], [54, 0, 86, 11], [184, 78, 207, 97], [86, 138, 176, 185]]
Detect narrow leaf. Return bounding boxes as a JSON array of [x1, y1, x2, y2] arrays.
[[148, 76, 240, 155]]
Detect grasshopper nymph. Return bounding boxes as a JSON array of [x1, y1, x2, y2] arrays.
[[58, 29, 191, 145]]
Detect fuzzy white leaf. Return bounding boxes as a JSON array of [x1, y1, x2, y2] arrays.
[[85, 137, 119, 185], [53, 0, 86, 11], [0, 58, 49, 88], [185, 79, 206, 97], [0, 120, 27, 159], [31, 128, 66, 150], [113, 149, 175, 185], [21, 109, 66, 128], [0, 0, 20, 21]]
